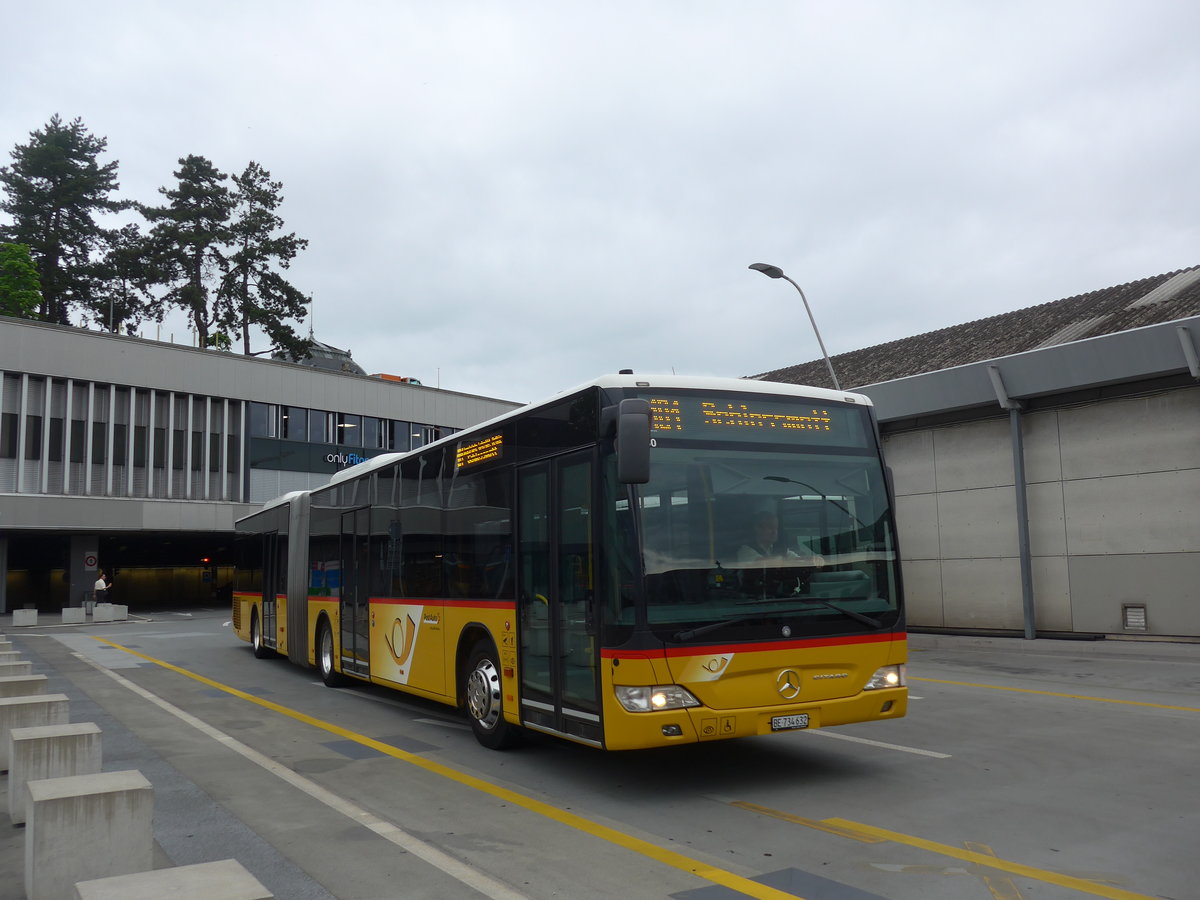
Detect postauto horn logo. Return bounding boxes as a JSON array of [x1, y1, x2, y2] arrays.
[[326, 452, 369, 467]]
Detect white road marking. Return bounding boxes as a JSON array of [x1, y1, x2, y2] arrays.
[[82, 654, 529, 900], [807, 730, 951, 758]]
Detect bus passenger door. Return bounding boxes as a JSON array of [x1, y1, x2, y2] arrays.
[[517, 452, 601, 744], [260, 531, 284, 649], [339, 508, 371, 678]]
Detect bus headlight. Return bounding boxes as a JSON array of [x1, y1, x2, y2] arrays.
[[615, 685, 701, 712], [864, 664, 906, 690]]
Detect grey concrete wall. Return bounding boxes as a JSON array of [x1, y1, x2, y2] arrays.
[[884, 385, 1200, 637]]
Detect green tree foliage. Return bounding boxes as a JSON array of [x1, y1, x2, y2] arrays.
[[0, 115, 122, 323], [91, 223, 157, 333], [0, 242, 42, 318], [219, 162, 311, 358], [140, 154, 234, 349], [2, 118, 313, 354]]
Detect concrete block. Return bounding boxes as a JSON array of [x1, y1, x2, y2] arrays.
[[0, 639, 13, 651], [0, 693, 70, 771], [13, 609, 37, 626], [93, 603, 114, 623], [9, 721, 102, 824], [0, 674, 49, 698], [0, 650, 20, 663], [0, 660, 33, 678], [112, 604, 128, 621], [25, 770, 154, 900], [62, 607, 87, 624], [73, 858, 274, 900]]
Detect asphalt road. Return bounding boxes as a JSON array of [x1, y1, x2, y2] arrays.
[[2, 611, 1197, 900]]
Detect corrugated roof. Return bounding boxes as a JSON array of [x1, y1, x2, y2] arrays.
[[753, 265, 1200, 389]]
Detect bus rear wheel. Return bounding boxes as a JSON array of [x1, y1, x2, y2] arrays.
[[317, 620, 344, 686], [464, 642, 522, 750], [251, 609, 272, 659]]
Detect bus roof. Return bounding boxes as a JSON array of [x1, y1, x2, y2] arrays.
[[242, 373, 872, 516]]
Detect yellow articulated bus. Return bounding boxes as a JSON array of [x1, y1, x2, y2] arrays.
[[233, 374, 907, 750]]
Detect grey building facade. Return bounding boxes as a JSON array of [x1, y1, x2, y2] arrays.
[[758, 267, 1200, 640], [0, 317, 520, 612]]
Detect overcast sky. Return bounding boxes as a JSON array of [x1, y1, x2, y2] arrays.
[[4, 1, 1198, 404]]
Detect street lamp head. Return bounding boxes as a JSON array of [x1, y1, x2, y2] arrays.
[[749, 262, 785, 279]]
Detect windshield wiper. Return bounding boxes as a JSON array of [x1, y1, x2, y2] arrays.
[[737, 592, 885, 630], [672, 607, 813, 642], [798, 599, 884, 629]]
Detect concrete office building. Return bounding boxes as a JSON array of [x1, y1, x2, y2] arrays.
[[0, 317, 520, 612], [758, 265, 1200, 640]]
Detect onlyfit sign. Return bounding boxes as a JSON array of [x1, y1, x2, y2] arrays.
[[327, 452, 370, 467]]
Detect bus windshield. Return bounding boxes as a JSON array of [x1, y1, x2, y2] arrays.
[[619, 398, 901, 642]]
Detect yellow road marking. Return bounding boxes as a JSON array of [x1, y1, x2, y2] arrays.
[[93, 637, 800, 900], [964, 841, 1025, 900], [910, 677, 1200, 712], [731, 801, 885, 843], [823, 819, 1156, 900]]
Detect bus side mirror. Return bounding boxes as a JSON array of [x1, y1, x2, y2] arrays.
[[616, 399, 651, 484]]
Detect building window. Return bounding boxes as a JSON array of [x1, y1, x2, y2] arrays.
[[387, 420, 411, 452], [362, 416, 383, 449], [70, 420, 86, 463], [91, 422, 107, 464], [153, 427, 167, 468], [309, 410, 331, 443], [412, 423, 435, 449], [1, 412, 17, 459], [281, 406, 308, 441], [24, 415, 42, 460], [248, 402, 276, 438], [49, 418, 65, 462], [336, 413, 362, 446], [112, 424, 128, 465]]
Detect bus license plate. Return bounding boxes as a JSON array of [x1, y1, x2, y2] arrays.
[[771, 714, 809, 731]]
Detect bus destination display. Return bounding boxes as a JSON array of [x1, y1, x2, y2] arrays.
[[642, 393, 867, 446], [455, 432, 503, 469]]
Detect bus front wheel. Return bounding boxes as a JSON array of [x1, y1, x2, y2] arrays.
[[465, 642, 523, 750], [317, 620, 344, 687]]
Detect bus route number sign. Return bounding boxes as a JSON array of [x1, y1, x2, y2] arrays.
[[456, 432, 503, 470]]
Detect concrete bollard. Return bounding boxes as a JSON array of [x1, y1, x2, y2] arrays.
[[0, 693, 70, 771], [0, 674, 49, 698], [112, 604, 128, 621], [0, 650, 20, 663], [0, 639, 13, 651], [13, 609, 38, 626], [0, 660, 33, 678], [9, 721, 102, 824], [73, 858, 274, 900], [62, 607, 87, 625], [25, 770, 154, 900], [93, 603, 114, 623]]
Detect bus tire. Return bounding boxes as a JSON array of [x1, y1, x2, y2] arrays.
[[251, 609, 272, 659], [464, 641, 523, 750], [316, 619, 344, 687]]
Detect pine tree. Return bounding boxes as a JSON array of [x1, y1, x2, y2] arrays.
[[91, 223, 157, 333], [0, 115, 122, 323], [219, 161, 311, 358], [140, 155, 234, 349]]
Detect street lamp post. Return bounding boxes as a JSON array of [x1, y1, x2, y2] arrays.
[[748, 263, 842, 391]]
